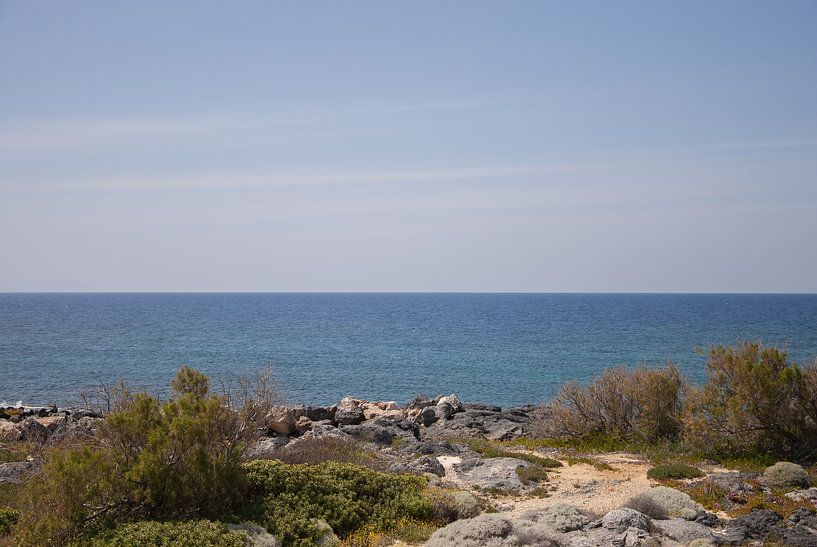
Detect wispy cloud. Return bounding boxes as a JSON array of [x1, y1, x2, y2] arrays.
[[0, 100, 502, 152], [9, 163, 585, 194]]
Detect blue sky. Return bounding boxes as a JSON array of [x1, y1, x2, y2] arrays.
[[1, 1, 816, 292]]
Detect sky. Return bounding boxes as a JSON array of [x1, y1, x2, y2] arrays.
[[1, 1, 816, 292]]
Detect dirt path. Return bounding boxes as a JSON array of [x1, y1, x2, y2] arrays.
[[439, 451, 676, 517]]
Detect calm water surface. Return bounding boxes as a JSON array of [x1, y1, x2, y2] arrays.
[[2, 293, 816, 407]]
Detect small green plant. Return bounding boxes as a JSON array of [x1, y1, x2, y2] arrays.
[[647, 463, 704, 480], [0, 507, 21, 536], [515, 465, 548, 486], [83, 520, 246, 547]]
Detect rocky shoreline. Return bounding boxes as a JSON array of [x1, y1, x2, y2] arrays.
[[3, 395, 817, 546]]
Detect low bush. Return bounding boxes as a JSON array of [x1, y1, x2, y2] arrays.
[[276, 435, 383, 468], [763, 461, 811, 490], [624, 493, 668, 520], [0, 507, 20, 536], [647, 463, 704, 480], [83, 520, 246, 547], [515, 465, 548, 486], [243, 459, 436, 544], [540, 364, 685, 443], [642, 486, 703, 519]]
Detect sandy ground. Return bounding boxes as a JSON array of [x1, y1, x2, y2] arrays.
[[439, 450, 725, 518]]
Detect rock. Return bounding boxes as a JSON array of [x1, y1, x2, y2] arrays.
[[652, 518, 716, 543], [293, 416, 314, 435], [421, 406, 438, 427], [389, 455, 445, 477], [601, 509, 652, 532], [457, 457, 534, 492], [704, 471, 758, 496], [694, 512, 720, 527], [437, 394, 463, 413], [483, 418, 526, 441], [227, 523, 281, 547], [340, 417, 418, 446], [0, 421, 21, 442], [334, 404, 365, 426], [266, 406, 296, 435], [725, 508, 782, 540], [245, 436, 290, 459], [17, 417, 49, 442], [763, 461, 810, 490], [521, 504, 589, 532], [435, 402, 456, 420], [290, 405, 336, 422], [785, 487, 817, 501], [412, 440, 459, 457], [464, 403, 503, 413], [407, 395, 434, 411], [0, 461, 34, 484], [775, 524, 817, 547], [362, 402, 403, 421]]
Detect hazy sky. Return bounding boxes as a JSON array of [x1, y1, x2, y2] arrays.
[[1, 2, 816, 292]]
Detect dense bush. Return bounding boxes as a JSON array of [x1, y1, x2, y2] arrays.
[[83, 520, 246, 547], [762, 462, 811, 490], [641, 486, 703, 519], [684, 343, 817, 460], [243, 459, 435, 544], [541, 364, 685, 442], [647, 463, 704, 480], [16, 367, 273, 546]]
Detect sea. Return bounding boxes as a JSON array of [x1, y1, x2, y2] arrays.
[[1, 293, 816, 408]]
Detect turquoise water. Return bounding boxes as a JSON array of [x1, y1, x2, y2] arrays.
[[1, 293, 816, 407]]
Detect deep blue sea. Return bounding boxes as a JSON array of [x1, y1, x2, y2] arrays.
[[2, 293, 817, 408]]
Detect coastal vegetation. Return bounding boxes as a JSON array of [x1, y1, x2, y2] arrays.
[[0, 342, 815, 545]]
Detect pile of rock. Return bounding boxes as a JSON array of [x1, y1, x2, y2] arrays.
[[0, 405, 102, 444], [258, 393, 533, 450]]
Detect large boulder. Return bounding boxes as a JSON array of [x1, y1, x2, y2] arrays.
[[600, 508, 652, 533], [652, 518, 716, 543], [340, 416, 418, 446], [521, 504, 589, 533], [437, 394, 464, 413], [290, 405, 336, 422], [245, 436, 290, 459], [456, 457, 537, 493], [266, 406, 296, 435], [334, 398, 366, 426]]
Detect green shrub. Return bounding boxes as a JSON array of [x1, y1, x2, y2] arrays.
[[541, 364, 685, 443], [83, 520, 246, 547], [16, 366, 270, 546], [763, 461, 811, 490], [647, 463, 704, 480], [684, 343, 817, 460], [0, 507, 20, 536], [243, 459, 435, 544]]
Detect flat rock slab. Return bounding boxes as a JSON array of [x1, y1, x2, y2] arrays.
[[456, 457, 532, 492]]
